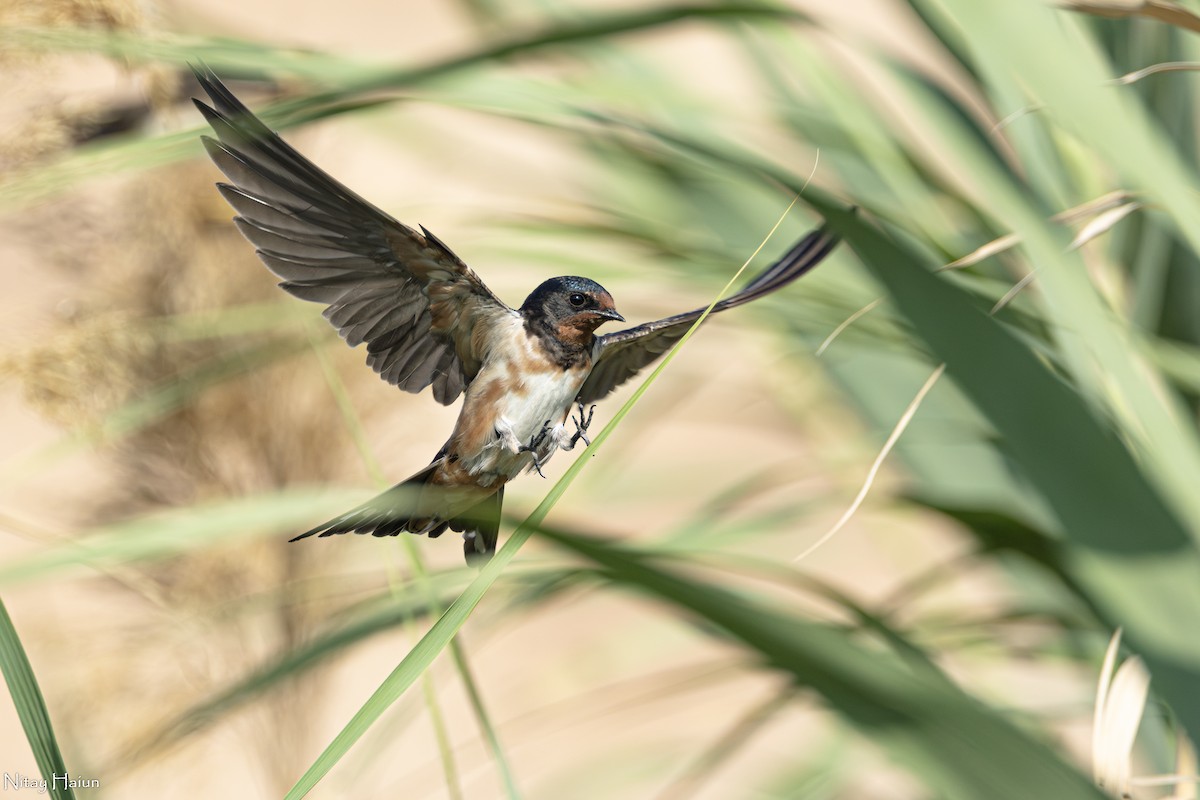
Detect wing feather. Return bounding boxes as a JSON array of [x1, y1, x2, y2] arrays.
[[577, 225, 839, 404], [193, 66, 514, 404]]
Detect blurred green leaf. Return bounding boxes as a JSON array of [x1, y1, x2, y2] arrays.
[[0, 3, 804, 212], [907, 497, 1101, 618], [811, 201, 1200, 739], [128, 581, 465, 762], [0, 489, 361, 587], [536, 526, 1107, 800], [911, 0, 1200, 538], [0, 27, 374, 81]]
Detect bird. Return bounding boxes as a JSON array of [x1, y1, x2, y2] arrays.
[[191, 66, 838, 565]]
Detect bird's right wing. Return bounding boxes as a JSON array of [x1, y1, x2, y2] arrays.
[[193, 66, 514, 406], [577, 225, 838, 404]]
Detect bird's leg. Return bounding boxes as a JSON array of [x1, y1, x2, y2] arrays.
[[519, 419, 554, 478], [494, 422, 523, 455], [565, 403, 596, 450]]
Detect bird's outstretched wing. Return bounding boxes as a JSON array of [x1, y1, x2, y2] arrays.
[[576, 225, 838, 404], [192, 66, 514, 405]]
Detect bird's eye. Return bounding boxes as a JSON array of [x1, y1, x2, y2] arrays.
[[568, 293, 587, 307]]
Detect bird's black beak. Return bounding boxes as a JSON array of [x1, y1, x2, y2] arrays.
[[596, 308, 625, 323]]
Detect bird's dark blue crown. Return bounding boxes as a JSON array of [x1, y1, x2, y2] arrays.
[[520, 276, 610, 313]]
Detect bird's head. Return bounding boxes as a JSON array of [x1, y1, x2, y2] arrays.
[[520, 276, 625, 343]]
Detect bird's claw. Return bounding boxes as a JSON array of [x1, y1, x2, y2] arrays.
[[568, 403, 596, 449], [520, 419, 553, 478]]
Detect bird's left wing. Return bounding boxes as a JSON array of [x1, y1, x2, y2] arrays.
[[576, 225, 838, 404], [192, 66, 514, 406]]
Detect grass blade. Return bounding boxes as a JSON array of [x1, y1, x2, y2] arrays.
[[308, 330, 518, 798], [0, 599, 76, 800], [282, 519, 531, 799]]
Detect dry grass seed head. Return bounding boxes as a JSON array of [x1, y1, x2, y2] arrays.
[[12, 151, 373, 789]]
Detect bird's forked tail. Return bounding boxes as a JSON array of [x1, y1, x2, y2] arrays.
[[290, 461, 504, 566]]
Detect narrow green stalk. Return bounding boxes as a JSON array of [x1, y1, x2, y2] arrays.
[[416, 634, 464, 800], [446, 639, 522, 798], [284, 505, 534, 799], [307, 329, 464, 797], [306, 326, 519, 798]]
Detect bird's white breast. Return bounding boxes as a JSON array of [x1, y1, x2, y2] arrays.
[[452, 317, 589, 479], [499, 364, 583, 443]]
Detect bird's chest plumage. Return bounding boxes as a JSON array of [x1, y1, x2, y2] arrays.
[[447, 317, 591, 481]]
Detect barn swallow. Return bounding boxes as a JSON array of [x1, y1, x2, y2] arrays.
[[192, 67, 838, 565]]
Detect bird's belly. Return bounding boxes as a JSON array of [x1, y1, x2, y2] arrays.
[[454, 365, 586, 480], [500, 369, 583, 444]]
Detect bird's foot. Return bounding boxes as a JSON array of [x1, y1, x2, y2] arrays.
[[519, 419, 553, 478], [566, 403, 596, 449]]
